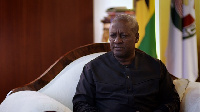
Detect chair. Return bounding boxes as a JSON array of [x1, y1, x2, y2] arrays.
[[0, 43, 199, 112]]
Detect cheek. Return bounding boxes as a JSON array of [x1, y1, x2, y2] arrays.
[[109, 38, 113, 42], [110, 44, 114, 51], [124, 40, 135, 49], [109, 41, 114, 49], [109, 39, 114, 44]]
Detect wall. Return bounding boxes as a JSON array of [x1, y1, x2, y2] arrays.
[[159, 0, 170, 64], [0, 0, 93, 103]]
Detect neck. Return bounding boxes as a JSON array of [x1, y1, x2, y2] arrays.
[[114, 52, 135, 65]]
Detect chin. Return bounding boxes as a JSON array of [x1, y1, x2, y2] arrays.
[[113, 52, 125, 58]]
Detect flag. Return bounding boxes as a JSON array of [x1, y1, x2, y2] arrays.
[[136, 0, 157, 58], [166, 0, 198, 81]]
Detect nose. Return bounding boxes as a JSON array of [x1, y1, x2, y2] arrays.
[[114, 36, 123, 43]]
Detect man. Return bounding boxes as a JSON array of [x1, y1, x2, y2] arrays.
[[73, 14, 180, 112]]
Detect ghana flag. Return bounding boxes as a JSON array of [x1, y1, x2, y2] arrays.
[[136, 0, 157, 58]]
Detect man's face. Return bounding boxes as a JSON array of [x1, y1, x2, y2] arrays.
[[109, 20, 138, 58]]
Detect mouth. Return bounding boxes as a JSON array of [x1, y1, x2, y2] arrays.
[[114, 47, 124, 50]]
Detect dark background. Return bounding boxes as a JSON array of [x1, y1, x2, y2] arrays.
[[0, 0, 93, 102]]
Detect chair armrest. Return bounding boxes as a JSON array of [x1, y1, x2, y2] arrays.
[[180, 82, 200, 112], [0, 91, 72, 112]]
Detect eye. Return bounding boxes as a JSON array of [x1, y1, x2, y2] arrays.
[[121, 34, 128, 38], [109, 33, 116, 38]]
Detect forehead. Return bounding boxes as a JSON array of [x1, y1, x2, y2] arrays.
[[109, 20, 131, 32]]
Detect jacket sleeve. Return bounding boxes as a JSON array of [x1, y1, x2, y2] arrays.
[[155, 60, 180, 112], [72, 65, 99, 112]]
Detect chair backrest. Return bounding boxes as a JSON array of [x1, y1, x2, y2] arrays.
[[8, 43, 110, 110], [10, 43, 111, 93], [39, 52, 109, 110]]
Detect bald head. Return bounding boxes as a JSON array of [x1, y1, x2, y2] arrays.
[[111, 14, 139, 34]]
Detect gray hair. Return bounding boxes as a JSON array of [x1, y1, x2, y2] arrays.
[[111, 14, 139, 33]]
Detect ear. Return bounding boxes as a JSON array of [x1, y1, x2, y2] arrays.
[[135, 33, 139, 43]]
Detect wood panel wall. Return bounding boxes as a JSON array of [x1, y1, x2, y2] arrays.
[[0, 0, 93, 103]]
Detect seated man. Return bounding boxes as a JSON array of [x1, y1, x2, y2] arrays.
[[73, 14, 180, 112]]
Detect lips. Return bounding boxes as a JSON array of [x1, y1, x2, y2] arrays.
[[114, 46, 124, 50]]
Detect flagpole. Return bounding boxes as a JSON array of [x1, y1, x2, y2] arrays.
[[155, 0, 160, 59]]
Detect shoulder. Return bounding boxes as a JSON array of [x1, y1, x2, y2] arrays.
[[85, 51, 113, 68], [135, 48, 165, 73], [135, 48, 160, 63]]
